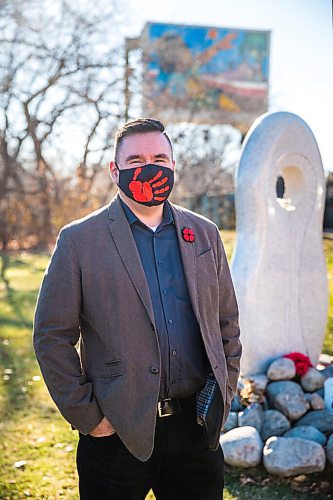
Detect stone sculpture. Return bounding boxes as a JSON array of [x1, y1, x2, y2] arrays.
[[231, 111, 328, 375]]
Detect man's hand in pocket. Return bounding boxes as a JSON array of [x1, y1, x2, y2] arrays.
[[89, 416, 116, 437]]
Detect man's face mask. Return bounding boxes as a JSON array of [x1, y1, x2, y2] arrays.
[[116, 163, 174, 206]]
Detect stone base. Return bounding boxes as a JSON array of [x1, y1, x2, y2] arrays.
[[220, 355, 333, 476]]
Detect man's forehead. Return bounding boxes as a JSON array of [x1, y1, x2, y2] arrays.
[[118, 132, 172, 158]]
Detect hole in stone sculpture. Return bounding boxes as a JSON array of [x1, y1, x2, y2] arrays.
[[276, 176, 285, 198], [276, 166, 305, 211]]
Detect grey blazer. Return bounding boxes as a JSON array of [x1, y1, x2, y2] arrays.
[[33, 195, 241, 461]]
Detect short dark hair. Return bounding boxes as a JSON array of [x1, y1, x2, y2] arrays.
[[114, 118, 173, 162]]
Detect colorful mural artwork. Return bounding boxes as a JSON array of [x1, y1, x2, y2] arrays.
[[141, 22, 270, 130]]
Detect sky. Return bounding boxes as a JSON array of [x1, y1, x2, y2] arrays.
[[126, 0, 333, 173]]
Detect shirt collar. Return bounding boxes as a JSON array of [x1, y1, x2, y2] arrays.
[[119, 197, 137, 225], [120, 197, 174, 229]]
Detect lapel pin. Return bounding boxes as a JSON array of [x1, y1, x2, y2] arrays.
[[182, 227, 195, 243]]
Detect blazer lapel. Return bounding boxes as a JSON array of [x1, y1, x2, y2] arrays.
[[170, 203, 201, 325], [107, 196, 155, 327]]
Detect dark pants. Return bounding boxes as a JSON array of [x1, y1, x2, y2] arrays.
[[76, 396, 224, 499]]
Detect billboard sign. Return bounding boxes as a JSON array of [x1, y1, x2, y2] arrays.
[[140, 22, 270, 131]]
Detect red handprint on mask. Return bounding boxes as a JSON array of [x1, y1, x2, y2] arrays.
[[128, 167, 170, 202]]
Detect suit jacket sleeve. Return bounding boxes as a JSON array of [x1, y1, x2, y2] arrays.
[[33, 227, 104, 434], [215, 226, 242, 402]]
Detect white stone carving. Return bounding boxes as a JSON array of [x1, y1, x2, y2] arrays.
[[231, 111, 328, 375]]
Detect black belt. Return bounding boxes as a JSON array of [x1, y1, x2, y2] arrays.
[[158, 398, 181, 417], [157, 395, 195, 418]]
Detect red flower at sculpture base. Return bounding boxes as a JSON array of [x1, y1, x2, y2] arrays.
[[283, 352, 313, 376]]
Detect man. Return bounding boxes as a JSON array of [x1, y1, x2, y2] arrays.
[[33, 118, 241, 499]]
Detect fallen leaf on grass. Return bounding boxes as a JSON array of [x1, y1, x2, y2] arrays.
[[293, 475, 307, 483], [240, 475, 256, 485], [14, 460, 26, 469]]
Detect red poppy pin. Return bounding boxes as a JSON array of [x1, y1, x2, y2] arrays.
[[182, 227, 195, 243]]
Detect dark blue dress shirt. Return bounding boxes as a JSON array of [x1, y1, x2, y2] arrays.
[[120, 198, 208, 399]]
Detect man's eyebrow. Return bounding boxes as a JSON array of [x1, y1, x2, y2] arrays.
[[124, 154, 143, 162], [153, 153, 170, 159], [124, 153, 171, 162]]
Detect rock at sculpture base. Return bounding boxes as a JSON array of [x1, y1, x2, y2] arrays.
[[222, 412, 238, 432], [266, 381, 308, 420], [231, 394, 245, 412], [267, 358, 296, 381], [263, 436, 326, 477], [300, 368, 325, 392], [260, 410, 290, 441], [220, 426, 263, 468], [294, 410, 333, 434], [304, 392, 325, 410], [321, 366, 333, 379], [238, 403, 264, 432], [283, 425, 326, 446], [326, 434, 333, 465]]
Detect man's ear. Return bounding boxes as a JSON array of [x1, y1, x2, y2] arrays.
[[172, 159, 176, 181], [109, 161, 118, 184]]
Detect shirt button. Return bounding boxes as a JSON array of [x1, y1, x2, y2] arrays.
[[158, 261, 163, 266], [168, 319, 173, 325], [172, 349, 177, 356], [162, 289, 167, 295], [150, 367, 159, 374]]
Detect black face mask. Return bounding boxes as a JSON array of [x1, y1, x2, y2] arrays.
[[116, 163, 174, 206]]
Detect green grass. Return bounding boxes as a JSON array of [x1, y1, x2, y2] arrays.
[[0, 233, 332, 499], [323, 235, 333, 355], [0, 253, 80, 499]]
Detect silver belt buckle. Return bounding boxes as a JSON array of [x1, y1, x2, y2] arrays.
[[158, 398, 173, 417]]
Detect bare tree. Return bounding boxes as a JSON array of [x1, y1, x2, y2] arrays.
[[165, 124, 241, 228], [0, 0, 126, 249], [169, 123, 241, 198]]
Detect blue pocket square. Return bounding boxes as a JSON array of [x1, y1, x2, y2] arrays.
[[196, 372, 218, 428]]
